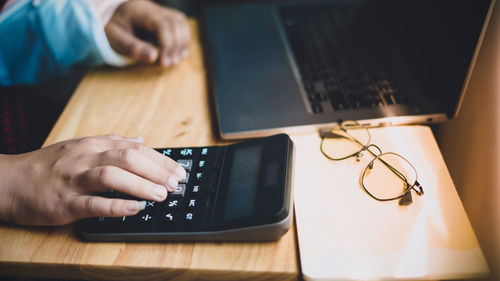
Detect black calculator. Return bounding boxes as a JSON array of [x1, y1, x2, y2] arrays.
[[77, 134, 294, 242]]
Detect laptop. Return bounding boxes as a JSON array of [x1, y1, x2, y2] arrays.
[[202, 0, 495, 139]]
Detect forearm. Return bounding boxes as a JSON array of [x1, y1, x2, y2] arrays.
[[0, 0, 127, 86]]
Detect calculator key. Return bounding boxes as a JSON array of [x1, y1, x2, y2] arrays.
[[185, 212, 194, 222], [161, 212, 176, 224], [177, 159, 193, 172], [165, 198, 181, 209], [138, 212, 154, 224], [170, 184, 187, 197], [179, 148, 193, 157], [96, 216, 126, 226], [179, 172, 189, 184], [187, 199, 197, 209], [191, 185, 200, 196], [161, 148, 173, 157], [105, 216, 130, 226], [117, 216, 129, 223], [145, 201, 156, 209]]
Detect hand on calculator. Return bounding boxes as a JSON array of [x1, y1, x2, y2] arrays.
[[0, 135, 185, 226], [78, 134, 294, 242]]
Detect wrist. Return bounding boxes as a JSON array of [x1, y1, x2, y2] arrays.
[[0, 154, 21, 224], [86, 0, 135, 67]]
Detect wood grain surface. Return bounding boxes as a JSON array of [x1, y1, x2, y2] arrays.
[[0, 20, 299, 281]]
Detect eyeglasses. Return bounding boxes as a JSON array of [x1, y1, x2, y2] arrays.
[[319, 120, 424, 205]]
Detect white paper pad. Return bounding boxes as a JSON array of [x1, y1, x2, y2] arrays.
[[291, 126, 488, 280]]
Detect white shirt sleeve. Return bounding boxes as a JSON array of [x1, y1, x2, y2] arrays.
[[3, 0, 127, 19], [2, 0, 134, 67], [86, 0, 128, 25], [85, 0, 134, 66]]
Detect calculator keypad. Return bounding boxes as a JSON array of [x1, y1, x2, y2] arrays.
[[90, 146, 220, 233]]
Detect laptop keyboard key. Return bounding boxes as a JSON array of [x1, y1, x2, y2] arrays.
[[311, 103, 323, 113]]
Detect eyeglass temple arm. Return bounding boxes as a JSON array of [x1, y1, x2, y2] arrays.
[[366, 146, 408, 183], [319, 130, 354, 141], [372, 151, 425, 197], [412, 181, 424, 196], [400, 181, 424, 205], [320, 127, 368, 144]]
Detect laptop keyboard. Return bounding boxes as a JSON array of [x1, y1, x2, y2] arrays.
[[279, 5, 413, 114]]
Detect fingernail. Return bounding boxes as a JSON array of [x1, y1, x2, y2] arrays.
[[126, 201, 146, 213], [181, 49, 188, 58], [153, 185, 167, 201], [167, 175, 179, 191], [173, 55, 180, 64], [161, 56, 171, 67], [148, 49, 158, 62], [137, 201, 146, 210], [175, 165, 187, 179]]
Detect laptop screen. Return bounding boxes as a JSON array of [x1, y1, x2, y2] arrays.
[[345, 0, 492, 116], [202, 0, 493, 138]]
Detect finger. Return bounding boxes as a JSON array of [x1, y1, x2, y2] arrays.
[[174, 17, 191, 59], [105, 141, 186, 180], [129, 145, 186, 180], [97, 145, 184, 191], [94, 134, 144, 144], [170, 20, 186, 64], [77, 136, 186, 181], [81, 165, 170, 201], [71, 195, 147, 218], [126, 136, 145, 143], [156, 20, 176, 67], [58, 135, 145, 155], [106, 23, 159, 63]]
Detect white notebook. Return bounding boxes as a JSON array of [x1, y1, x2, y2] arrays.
[[291, 126, 488, 280]]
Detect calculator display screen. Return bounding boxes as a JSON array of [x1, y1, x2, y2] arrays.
[[222, 145, 262, 221], [213, 134, 290, 229]]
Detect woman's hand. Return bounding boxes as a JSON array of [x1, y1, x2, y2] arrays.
[[105, 0, 191, 67], [0, 135, 186, 226]]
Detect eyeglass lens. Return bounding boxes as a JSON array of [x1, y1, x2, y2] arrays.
[[321, 122, 370, 160], [362, 153, 417, 201]]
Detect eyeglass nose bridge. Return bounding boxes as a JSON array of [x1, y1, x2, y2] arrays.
[[355, 144, 382, 163], [366, 144, 382, 159]]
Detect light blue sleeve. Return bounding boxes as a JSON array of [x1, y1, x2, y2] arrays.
[[0, 0, 128, 86]]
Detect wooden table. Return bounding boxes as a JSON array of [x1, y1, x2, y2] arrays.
[[0, 20, 299, 281]]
